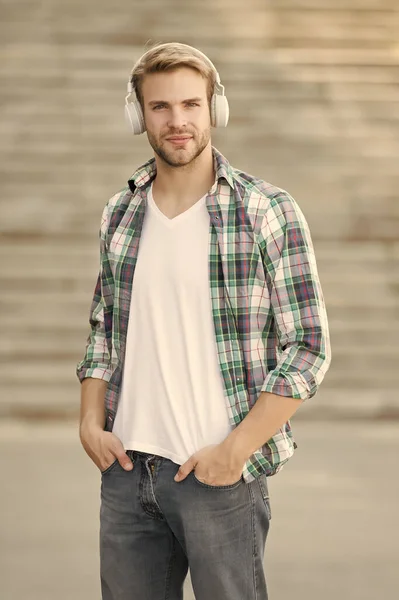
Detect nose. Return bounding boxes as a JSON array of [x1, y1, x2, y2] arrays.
[[167, 107, 187, 130]]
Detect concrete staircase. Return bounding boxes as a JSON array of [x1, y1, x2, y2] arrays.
[[0, 0, 398, 418]]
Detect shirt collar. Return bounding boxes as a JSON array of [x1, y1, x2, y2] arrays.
[[127, 146, 235, 192]]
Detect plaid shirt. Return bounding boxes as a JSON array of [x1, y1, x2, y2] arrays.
[[76, 147, 331, 483]]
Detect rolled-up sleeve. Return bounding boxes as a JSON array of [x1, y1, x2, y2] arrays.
[[76, 203, 113, 383], [259, 191, 331, 400]]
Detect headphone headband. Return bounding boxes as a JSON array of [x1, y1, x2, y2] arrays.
[[127, 43, 223, 95]]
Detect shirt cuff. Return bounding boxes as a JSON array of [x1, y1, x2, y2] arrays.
[[260, 370, 317, 400], [76, 364, 112, 384]]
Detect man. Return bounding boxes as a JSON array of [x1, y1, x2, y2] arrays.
[[76, 42, 331, 600]]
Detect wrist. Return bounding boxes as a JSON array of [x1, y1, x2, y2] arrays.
[[79, 420, 103, 441], [221, 436, 250, 466]]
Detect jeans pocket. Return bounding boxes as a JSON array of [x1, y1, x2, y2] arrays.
[[101, 458, 119, 475], [192, 472, 243, 490]]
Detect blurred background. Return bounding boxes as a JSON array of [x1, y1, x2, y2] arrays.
[[1, 0, 398, 599]]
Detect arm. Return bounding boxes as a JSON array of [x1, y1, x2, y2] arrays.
[[79, 377, 107, 442], [76, 204, 133, 471], [258, 190, 331, 400], [76, 202, 113, 384], [223, 191, 331, 461], [79, 377, 133, 471]]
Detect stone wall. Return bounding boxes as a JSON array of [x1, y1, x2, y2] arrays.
[[1, 0, 398, 418]]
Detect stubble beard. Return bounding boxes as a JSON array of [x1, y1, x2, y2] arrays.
[[147, 128, 211, 169]]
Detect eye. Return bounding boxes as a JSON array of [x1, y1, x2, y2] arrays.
[[186, 102, 200, 108], [153, 104, 166, 110]]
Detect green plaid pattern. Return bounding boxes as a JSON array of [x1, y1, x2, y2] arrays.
[[76, 147, 331, 483]]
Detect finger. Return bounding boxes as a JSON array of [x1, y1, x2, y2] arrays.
[[175, 464, 191, 481], [109, 434, 134, 471], [115, 449, 134, 471]]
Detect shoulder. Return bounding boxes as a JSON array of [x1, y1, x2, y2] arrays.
[[98, 186, 133, 241], [230, 167, 305, 224], [106, 186, 133, 213], [101, 186, 133, 222]]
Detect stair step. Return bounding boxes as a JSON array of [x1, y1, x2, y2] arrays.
[[1, 309, 397, 336], [0, 247, 395, 281], [330, 322, 399, 337], [1, 293, 392, 328], [285, 65, 399, 85], [273, 47, 399, 66], [274, 1, 399, 12], [2, 330, 397, 358], [0, 360, 396, 388], [0, 240, 396, 262], [0, 385, 80, 416], [0, 385, 396, 418], [298, 387, 398, 417], [0, 362, 78, 385], [0, 261, 393, 286], [321, 368, 397, 388]]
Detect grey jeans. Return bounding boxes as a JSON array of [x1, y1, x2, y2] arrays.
[[100, 449, 271, 600]]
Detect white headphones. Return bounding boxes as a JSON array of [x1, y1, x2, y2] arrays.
[[124, 43, 229, 135]]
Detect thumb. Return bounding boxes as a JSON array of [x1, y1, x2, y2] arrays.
[[174, 459, 193, 482], [117, 450, 133, 471]]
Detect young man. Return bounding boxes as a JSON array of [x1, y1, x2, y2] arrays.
[[77, 42, 331, 600]]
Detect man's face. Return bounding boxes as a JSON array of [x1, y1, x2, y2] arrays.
[[142, 67, 212, 168]]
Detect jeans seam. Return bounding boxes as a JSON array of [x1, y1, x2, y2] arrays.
[[164, 535, 177, 600], [248, 482, 259, 599], [257, 477, 271, 520]]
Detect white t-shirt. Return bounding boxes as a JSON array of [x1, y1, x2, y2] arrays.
[[112, 183, 233, 465]]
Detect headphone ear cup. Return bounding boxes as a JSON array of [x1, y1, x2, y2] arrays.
[[124, 101, 146, 135], [211, 94, 229, 128]]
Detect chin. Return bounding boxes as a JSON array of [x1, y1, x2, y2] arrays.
[[165, 156, 194, 168], [159, 147, 199, 168]]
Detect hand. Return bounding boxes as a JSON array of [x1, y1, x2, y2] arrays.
[[79, 425, 133, 472], [174, 443, 245, 486]]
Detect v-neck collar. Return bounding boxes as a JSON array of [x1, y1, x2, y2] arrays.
[[147, 183, 207, 227]]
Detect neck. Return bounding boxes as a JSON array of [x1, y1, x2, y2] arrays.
[[152, 142, 215, 204]]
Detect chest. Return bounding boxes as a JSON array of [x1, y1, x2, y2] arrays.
[[106, 193, 268, 313]]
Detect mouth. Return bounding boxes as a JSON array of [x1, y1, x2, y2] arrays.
[[165, 136, 193, 145]]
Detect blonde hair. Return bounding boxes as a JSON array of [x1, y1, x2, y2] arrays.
[[130, 42, 217, 109]]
